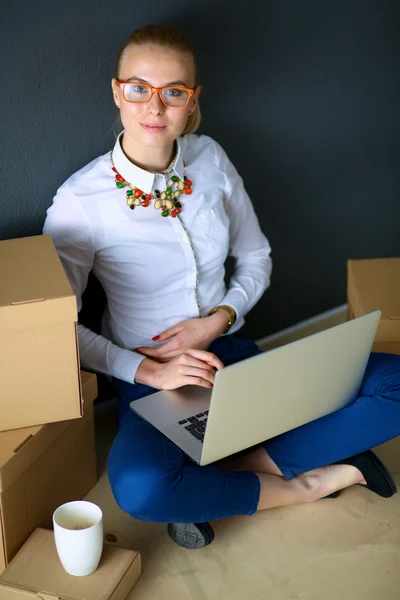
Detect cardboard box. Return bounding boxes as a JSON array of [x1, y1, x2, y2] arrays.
[[347, 258, 400, 343], [371, 341, 400, 356], [347, 258, 400, 473], [0, 528, 141, 600], [0, 234, 82, 431], [0, 372, 98, 574]]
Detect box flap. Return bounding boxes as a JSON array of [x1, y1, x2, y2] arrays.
[[0, 297, 77, 334], [347, 258, 400, 320], [80, 371, 98, 409], [0, 423, 68, 494], [0, 584, 40, 599], [0, 528, 141, 600], [0, 372, 97, 493], [0, 235, 77, 330]]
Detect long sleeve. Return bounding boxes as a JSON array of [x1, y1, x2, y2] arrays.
[[214, 142, 273, 321], [43, 188, 145, 383]]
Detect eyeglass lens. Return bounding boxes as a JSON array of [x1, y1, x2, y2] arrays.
[[123, 84, 189, 106]]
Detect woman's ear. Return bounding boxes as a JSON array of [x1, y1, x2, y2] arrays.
[[111, 78, 121, 108], [188, 85, 201, 115]]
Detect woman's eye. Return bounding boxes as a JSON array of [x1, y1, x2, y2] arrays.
[[165, 88, 182, 97], [133, 85, 147, 93]]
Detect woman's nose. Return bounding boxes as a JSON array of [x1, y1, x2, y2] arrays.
[[148, 91, 165, 113]]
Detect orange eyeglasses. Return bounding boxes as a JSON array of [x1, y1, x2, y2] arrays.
[[115, 80, 196, 108]]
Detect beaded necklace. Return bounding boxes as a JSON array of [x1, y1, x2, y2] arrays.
[[110, 150, 193, 218]]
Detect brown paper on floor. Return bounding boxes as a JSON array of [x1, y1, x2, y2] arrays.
[[83, 466, 400, 600], [88, 396, 400, 600], [0, 371, 98, 572], [0, 528, 141, 600]]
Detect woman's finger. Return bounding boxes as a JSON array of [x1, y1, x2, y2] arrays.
[[137, 338, 179, 358], [179, 366, 216, 385], [184, 349, 224, 371], [178, 354, 216, 373], [154, 324, 183, 342]]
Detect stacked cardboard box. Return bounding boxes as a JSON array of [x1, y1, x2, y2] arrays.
[[347, 257, 400, 472], [0, 528, 141, 600], [0, 370, 97, 573], [347, 258, 400, 355], [0, 235, 83, 431], [0, 235, 98, 572]]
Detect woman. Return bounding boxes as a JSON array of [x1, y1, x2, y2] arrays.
[[43, 24, 400, 549]]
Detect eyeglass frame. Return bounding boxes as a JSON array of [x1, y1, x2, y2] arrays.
[[115, 80, 197, 108]]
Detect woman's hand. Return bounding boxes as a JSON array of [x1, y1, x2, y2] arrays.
[[136, 312, 230, 361], [134, 348, 224, 390]]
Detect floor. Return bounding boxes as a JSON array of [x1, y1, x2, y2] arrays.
[[86, 400, 400, 600]]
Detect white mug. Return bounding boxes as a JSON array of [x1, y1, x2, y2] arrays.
[[53, 501, 103, 577]]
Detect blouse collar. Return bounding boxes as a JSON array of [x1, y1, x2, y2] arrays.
[[111, 131, 185, 195]]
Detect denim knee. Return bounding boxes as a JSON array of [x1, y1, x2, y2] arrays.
[[361, 352, 400, 399], [109, 463, 182, 522]]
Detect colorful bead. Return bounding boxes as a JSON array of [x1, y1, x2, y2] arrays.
[[112, 150, 192, 218]]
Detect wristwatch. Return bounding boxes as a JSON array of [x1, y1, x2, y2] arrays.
[[208, 304, 237, 334]]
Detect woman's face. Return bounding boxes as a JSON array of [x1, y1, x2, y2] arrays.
[[112, 44, 199, 151]]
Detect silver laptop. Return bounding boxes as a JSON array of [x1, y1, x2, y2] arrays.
[[130, 311, 381, 466]]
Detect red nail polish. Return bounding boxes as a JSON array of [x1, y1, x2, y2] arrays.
[[152, 335, 160, 341]]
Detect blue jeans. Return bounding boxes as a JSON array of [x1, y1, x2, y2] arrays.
[[107, 333, 400, 523]]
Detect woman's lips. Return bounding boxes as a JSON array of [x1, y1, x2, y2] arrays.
[[140, 123, 166, 133]]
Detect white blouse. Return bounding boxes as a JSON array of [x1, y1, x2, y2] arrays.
[[43, 132, 272, 383]]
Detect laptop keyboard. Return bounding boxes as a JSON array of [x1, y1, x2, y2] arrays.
[[178, 410, 208, 442]]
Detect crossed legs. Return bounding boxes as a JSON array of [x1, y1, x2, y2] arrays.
[[219, 446, 366, 510]]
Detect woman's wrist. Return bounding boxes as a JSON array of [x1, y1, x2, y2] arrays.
[[206, 310, 231, 337], [134, 356, 161, 386]]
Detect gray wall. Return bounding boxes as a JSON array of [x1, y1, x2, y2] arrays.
[[2, 0, 399, 339]]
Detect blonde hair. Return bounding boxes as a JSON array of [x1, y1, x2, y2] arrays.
[[115, 24, 201, 136]]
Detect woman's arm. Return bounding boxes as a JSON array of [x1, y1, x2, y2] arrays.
[[43, 189, 145, 383], [216, 140, 273, 322], [44, 188, 222, 388]]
